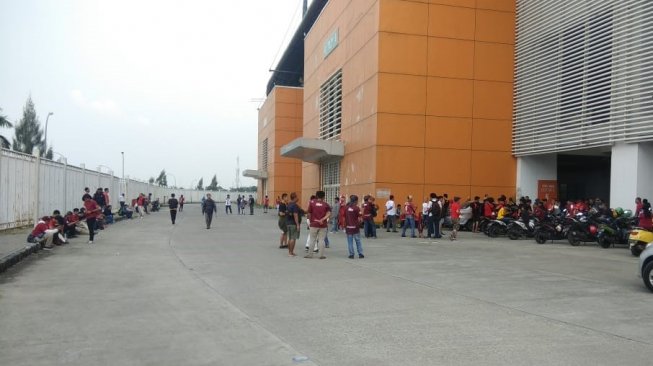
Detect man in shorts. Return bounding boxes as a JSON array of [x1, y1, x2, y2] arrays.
[[278, 193, 288, 249], [285, 192, 300, 256]]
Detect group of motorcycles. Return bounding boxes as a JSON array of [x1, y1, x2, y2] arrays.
[[477, 206, 653, 257]]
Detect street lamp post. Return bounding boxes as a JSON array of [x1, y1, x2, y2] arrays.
[[43, 112, 53, 150]]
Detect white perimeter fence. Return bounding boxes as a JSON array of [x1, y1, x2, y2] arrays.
[[0, 148, 254, 230]]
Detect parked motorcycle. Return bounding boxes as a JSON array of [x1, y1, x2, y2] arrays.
[[533, 213, 570, 244], [507, 218, 538, 240], [629, 228, 653, 256], [486, 218, 514, 238], [596, 215, 635, 249], [567, 212, 601, 246]]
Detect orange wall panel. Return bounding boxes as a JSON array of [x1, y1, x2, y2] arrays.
[[424, 148, 471, 185], [379, 0, 428, 35], [378, 73, 426, 115], [475, 10, 515, 44], [471, 119, 512, 152], [424, 116, 472, 150], [476, 0, 515, 12], [428, 4, 475, 40], [342, 147, 377, 186], [426, 77, 474, 118], [470, 151, 516, 188], [473, 81, 513, 120], [342, 75, 379, 129], [379, 32, 427, 75], [474, 42, 514, 82], [376, 146, 425, 184], [342, 116, 378, 153], [427, 37, 474, 79], [377, 113, 425, 148]]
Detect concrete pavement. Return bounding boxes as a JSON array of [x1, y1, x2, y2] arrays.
[[1, 205, 652, 365]]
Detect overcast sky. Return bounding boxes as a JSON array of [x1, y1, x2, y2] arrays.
[[0, 0, 310, 188]]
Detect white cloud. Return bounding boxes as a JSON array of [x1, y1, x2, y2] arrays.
[[70, 89, 120, 114]]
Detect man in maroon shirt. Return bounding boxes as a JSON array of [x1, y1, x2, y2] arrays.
[[30, 216, 57, 250], [305, 191, 331, 259], [83, 194, 101, 244], [345, 195, 364, 259]]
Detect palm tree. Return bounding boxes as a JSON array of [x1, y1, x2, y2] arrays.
[[0, 107, 13, 149]]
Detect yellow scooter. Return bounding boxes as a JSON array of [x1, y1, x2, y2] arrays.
[[629, 228, 653, 256]]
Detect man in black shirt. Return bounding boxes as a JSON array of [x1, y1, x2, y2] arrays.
[[278, 193, 288, 249], [285, 192, 301, 256], [249, 195, 255, 215], [168, 193, 179, 225], [202, 193, 217, 229]]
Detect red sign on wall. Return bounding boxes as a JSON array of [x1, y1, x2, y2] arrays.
[[537, 180, 558, 201]]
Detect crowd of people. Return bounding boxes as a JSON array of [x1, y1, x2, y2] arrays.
[[273, 190, 653, 259], [27, 187, 183, 250]]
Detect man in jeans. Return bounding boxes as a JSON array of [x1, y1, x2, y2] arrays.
[[331, 197, 340, 233], [385, 195, 397, 232], [345, 195, 364, 259], [305, 190, 331, 259], [203, 193, 217, 229], [401, 195, 417, 238]]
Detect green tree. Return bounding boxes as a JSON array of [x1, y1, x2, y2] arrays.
[[0, 107, 13, 148], [45, 147, 53, 160], [148, 177, 155, 184], [196, 178, 204, 190], [206, 174, 218, 191], [12, 96, 46, 155], [155, 169, 167, 186]]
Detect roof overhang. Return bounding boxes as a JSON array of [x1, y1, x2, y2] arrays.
[[243, 169, 268, 180], [280, 138, 344, 163]]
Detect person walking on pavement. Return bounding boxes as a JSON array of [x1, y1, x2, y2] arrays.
[[263, 195, 269, 214], [449, 196, 461, 241], [83, 194, 101, 244], [305, 190, 331, 259], [236, 195, 242, 215], [178, 195, 185, 212], [345, 195, 364, 259], [168, 193, 179, 225], [385, 195, 397, 232], [249, 195, 255, 215], [203, 193, 217, 229], [278, 193, 289, 249], [285, 192, 301, 256]]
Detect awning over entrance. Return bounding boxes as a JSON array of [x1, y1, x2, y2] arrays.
[[243, 169, 268, 180], [280, 138, 344, 163]]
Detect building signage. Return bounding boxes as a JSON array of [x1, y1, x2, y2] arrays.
[[323, 29, 339, 58], [537, 180, 558, 200], [376, 188, 391, 199]]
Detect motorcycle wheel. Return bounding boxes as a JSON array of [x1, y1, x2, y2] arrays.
[[534, 230, 548, 244], [508, 227, 521, 240], [642, 261, 653, 292], [487, 225, 501, 238], [597, 236, 611, 249], [567, 231, 581, 246], [631, 243, 644, 257]]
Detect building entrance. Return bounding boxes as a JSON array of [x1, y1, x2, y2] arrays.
[[557, 154, 611, 205]]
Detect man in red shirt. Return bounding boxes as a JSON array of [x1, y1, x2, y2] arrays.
[[345, 195, 364, 259], [83, 194, 101, 244], [401, 195, 417, 238], [449, 196, 462, 241], [305, 190, 331, 259], [30, 216, 57, 250]]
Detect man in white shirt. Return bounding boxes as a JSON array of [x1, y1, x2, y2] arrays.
[[119, 193, 126, 209], [385, 195, 397, 232], [225, 194, 233, 214]]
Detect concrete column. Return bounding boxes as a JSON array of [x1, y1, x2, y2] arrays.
[[610, 142, 653, 212], [516, 154, 557, 199]]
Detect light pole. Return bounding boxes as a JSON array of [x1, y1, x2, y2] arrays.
[[43, 112, 53, 149], [121, 152, 125, 180]]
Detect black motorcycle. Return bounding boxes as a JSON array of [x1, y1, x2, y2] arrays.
[[533, 213, 570, 244], [507, 217, 538, 240], [567, 212, 601, 246], [596, 216, 635, 248]]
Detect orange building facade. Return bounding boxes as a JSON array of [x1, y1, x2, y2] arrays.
[[247, 86, 303, 204], [257, 0, 516, 207]]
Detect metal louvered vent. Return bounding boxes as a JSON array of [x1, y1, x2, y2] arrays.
[[321, 160, 340, 205], [513, 0, 653, 156], [319, 70, 342, 140], [261, 138, 268, 171]]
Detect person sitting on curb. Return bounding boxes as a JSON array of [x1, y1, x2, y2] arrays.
[[28, 216, 58, 250]]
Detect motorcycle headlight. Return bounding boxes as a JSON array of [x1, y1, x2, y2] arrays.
[[556, 225, 562, 232]]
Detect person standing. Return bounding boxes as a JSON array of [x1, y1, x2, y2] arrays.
[[263, 195, 269, 214], [278, 193, 288, 249], [103, 188, 111, 208], [449, 196, 461, 241], [168, 193, 179, 225], [203, 193, 217, 229], [236, 195, 242, 215], [136, 193, 146, 218], [225, 194, 233, 214], [385, 195, 397, 232], [401, 195, 417, 238], [119, 193, 126, 210], [249, 195, 255, 215], [345, 195, 364, 259], [305, 191, 331, 259], [179, 195, 185, 212], [470, 196, 482, 233], [83, 194, 101, 244], [94, 188, 106, 209], [285, 192, 301, 256], [331, 197, 341, 233]]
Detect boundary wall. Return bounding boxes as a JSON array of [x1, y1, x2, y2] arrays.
[[0, 148, 253, 230]]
